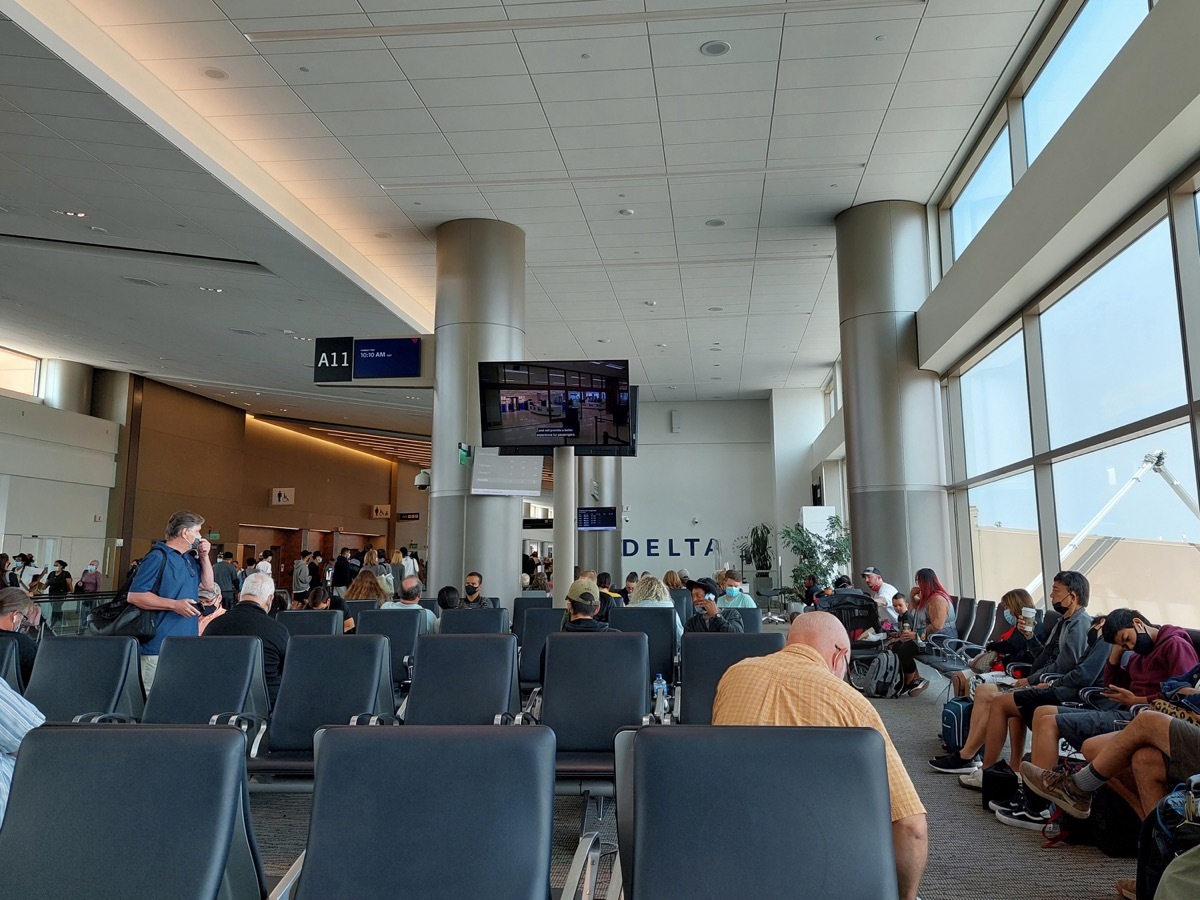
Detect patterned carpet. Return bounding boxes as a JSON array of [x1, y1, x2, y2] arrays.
[[249, 668, 1134, 898]]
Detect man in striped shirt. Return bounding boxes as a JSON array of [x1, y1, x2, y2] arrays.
[[0, 678, 44, 827]]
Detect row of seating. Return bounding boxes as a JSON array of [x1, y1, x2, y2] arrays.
[[0, 723, 899, 899]]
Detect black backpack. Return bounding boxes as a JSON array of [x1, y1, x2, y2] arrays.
[[86, 547, 168, 642], [1138, 775, 1200, 896]]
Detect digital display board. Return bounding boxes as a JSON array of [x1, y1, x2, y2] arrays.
[[577, 506, 617, 532], [353, 338, 422, 379]]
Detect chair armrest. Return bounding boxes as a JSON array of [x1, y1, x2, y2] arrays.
[[1006, 663, 1032, 678], [523, 687, 543, 722], [210, 713, 269, 756], [267, 851, 305, 900], [560, 832, 602, 900], [350, 713, 400, 726], [72, 712, 137, 724]]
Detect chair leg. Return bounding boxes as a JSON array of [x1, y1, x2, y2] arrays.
[[580, 789, 591, 839]]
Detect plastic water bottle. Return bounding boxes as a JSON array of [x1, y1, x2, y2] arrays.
[[653, 674, 667, 716]]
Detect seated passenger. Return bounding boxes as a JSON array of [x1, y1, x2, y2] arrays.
[[1016, 607, 1200, 815], [529, 572, 550, 594], [202, 571, 289, 707], [0, 676, 45, 827], [381, 575, 438, 634], [561, 580, 614, 633], [627, 575, 683, 651], [303, 586, 331, 610], [713, 612, 927, 900], [928, 571, 1096, 794], [683, 578, 743, 633], [594, 572, 623, 622], [888, 568, 956, 698], [437, 586, 460, 611], [0, 588, 37, 687], [343, 570, 390, 631], [663, 569, 684, 591], [619, 571, 638, 604], [458, 572, 490, 610], [948, 588, 1038, 698], [716, 569, 758, 609]]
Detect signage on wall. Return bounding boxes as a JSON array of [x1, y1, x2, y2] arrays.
[[269, 488, 295, 506], [314, 336, 428, 386], [622, 537, 719, 558], [371, 504, 392, 519], [397, 512, 421, 521]]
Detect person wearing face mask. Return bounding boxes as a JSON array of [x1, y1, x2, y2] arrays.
[[683, 578, 743, 633], [946, 588, 1038, 699], [126, 510, 217, 690], [458, 572, 491, 609], [0, 588, 39, 686], [79, 560, 103, 594], [1013, 608, 1200, 806], [713, 612, 928, 900], [715, 569, 758, 610]]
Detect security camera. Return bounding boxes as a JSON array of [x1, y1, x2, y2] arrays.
[[414, 469, 431, 491]]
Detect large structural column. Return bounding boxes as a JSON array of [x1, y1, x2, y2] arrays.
[[552, 446, 576, 608], [576, 456, 622, 577], [835, 201, 951, 589], [40, 359, 92, 414], [429, 219, 526, 610]]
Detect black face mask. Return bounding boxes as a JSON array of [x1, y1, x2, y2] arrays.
[[1133, 630, 1155, 656], [465, 585, 478, 596], [1087, 626, 1101, 649], [1052, 601, 1070, 615]]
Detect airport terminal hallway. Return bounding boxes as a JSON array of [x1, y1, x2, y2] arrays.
[[249, 669, 1131, 899]]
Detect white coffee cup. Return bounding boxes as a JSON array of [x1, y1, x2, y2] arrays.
[[1020, 608, 1037, 632]]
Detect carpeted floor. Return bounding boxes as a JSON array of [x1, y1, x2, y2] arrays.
[[249, 667, 1134, 898]]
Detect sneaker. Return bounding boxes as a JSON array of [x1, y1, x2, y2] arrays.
[[988, 792, 1026, 814], [958, 768, 983, 790], [899, 677, 929, 697], [995, 804, 1051, 830], [928, 752, 979, 773], [1115, 877, 1136, 899], [1020, 761, 1093, 819]]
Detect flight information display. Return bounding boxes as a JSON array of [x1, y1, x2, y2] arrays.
[[353, 338, 422, 379], [577, 506, 617, 532]]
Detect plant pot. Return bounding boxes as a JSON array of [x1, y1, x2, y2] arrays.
[[753, 573, 773, 596]]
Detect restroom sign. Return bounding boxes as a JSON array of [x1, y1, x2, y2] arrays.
[[371, 504, 392, 519]]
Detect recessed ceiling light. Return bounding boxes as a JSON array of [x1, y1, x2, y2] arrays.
[[656, 343, 667, 348], [618, 208, 635, 216], [710, 347, 722, 352], [711, 377, 722, 380], [644, 300, 657, 306], [667, 386, 677, 390], [699, 40, 731, 57], [597, 338, 611, 343], [705, 219, 726, 227], [875, 35, 886, 42], [830, 183, 838, 189], [203, 67, 229, 80], [298, 66, 310, 73], [198, 286, 224, 293], [89, 225, 108, 233], [581, 53, 591, 59], [52, 209, 86, 218], [708, 306, 724, 312]]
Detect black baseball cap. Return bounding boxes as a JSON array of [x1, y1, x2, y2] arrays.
[[861, 566, 882, 577], [686, 577, 721, 598]]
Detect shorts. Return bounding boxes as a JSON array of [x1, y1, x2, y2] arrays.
[[1167, 717, 1200, 786], [967, 671, 1017, 700], [1056, 709, 1134, 751], [1013, 686, 1060, 728]]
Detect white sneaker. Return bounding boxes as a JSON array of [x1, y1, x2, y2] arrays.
[[958, 768, 983, 790]]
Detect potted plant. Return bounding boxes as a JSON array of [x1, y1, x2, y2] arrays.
[[734, 524, 774, 596], [778, 514, 851, 594]]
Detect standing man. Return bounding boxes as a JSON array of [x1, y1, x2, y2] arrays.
[[126, 510, 217, 689], [713, 612, 928, 900], [400, 547, 418, 581], [292, 550, 312, 603], [331, 548, 353, 598], [684, 578, 743, 633], [212, 552, 239, 608], [309, 551, 324, 593], [862, 566, 900, 627], [255, 550, 274, 576]]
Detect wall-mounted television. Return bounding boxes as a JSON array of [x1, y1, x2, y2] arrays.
[[578, 506, 618, 532], [478, 360, 638, 457]]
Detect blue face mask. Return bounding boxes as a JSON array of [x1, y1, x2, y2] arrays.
[[724, 586, 739, 597], [1003, 610, 1017, 626]]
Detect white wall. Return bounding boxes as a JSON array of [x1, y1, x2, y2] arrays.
[[620, 400, 774, 578], [0, 393, 118, 580], [770, 389, 826, 582]]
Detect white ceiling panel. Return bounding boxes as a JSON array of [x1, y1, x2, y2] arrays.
[[0, 0, 1051, 418]]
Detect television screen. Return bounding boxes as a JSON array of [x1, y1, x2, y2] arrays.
[[478, 360, 637, 456], [352, 337, 422, 379], [578, 506, 617, 532]]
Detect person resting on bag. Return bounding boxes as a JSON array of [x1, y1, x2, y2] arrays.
[[947, 588, 1039, 698]]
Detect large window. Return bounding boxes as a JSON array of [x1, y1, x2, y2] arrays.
[[950, 127, 1012, 259], [1051, 425, 1200, 626], [1040, 219, 1184, 448], [960, 332, 1032, 477], [0, 346, 37, 396], [1024, 0, 1148, 164], [967, 472, 1041, 605]]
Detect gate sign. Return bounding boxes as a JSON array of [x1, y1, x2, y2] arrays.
[[314, 337, 354, 383]]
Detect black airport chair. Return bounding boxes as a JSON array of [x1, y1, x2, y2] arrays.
[[608, 606, 676, 688], [438, 607, 509, 635], [419, 598, 441, 619], [0, 633, 22, 692], [676, 632, 785, 724], [402, 634, 519, 725], [735, 603, 763, 633], [356, 609, 422, 689], [343, 600, 378, 627], [518, 608, 566, 693], [668, 589, 692, 627], [0, 725, 266, 900], [512, 594, 554, 645], [274, 610, 343, 636], [24, 636, 143, 723], [269, 726, 556, 900]]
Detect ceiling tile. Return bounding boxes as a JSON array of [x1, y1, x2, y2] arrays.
[[102, 20, 256, 59], [519, 35, 652, 74], [900, 46, 1014, 83], [411, 75, 538, 107], [777, 54, 906, 89], [267, 49, 406, 85], [655, 61, 778, 96], [392, 42, 529, 80], [543, 98, 659, 128], [770, 109, 885, 138], [532, 68, 656, 102], [317, 108, 440, 136], [294, 81, 422, 111], [912, 11, 1035, 52]]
